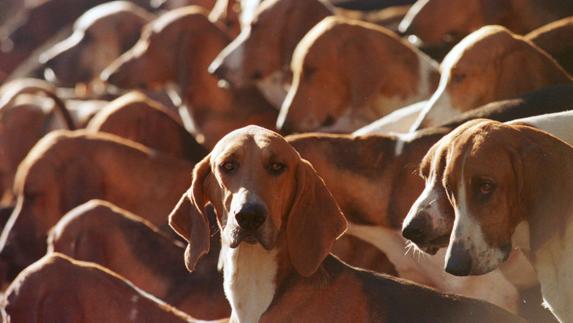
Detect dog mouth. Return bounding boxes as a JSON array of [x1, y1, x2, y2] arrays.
[[228, 228, 273, 250], [417, 234, 451, 255]]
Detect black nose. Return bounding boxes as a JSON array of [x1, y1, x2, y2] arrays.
[[235, 203, 266, 231], [445, 242, 472, 276], [402, 212, 431, 243]]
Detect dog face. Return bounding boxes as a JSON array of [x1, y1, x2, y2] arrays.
[[40, 2, 152, 86], [402, 137, 455, 254], [399, 0, 506, 48], [209, 0, 331, 88], [169, 125, 347, 277], [442, 121, 526, 276], [411, 25, 571, 130]]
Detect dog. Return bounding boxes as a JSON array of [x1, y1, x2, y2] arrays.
[[102, 7, 277, 148], [40, 1, 154, 88], [48, 199, 229, 320], [168, 125, 524, 322], [277, 16, 439, 133], [86, 91, 207, 162], [526, 16, 573, 76], [409, 25, 571, 131], [0, 130, 193, 283], [412, 119, 573, 322], [209, 0, 334, 107], [1, 253, 205, 323]]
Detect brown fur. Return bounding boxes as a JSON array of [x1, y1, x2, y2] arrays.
[[87, 92, 207, 162], [102, 8, 277, 148], [1, 253, 197, 323], [169, 126, 524, 323], [48, 200, 229, 320], [400, 0, 573, 53], [0, 130, 193, 283], [413, 26, 572, 129], [280, 16, 439, 133], [40, 1, 154, 87], [210, 0, 333, 88], [527, 17, 573, 76]]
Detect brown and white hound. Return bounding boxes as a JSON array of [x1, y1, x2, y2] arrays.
[[407, 119, 573, 322], [1, 253, 205, 323], [39, 1, 154, 88], [277, 16, 439, 134], [102, 7, 277, 148], [48, 199, 229, 320], [169, 125, 524, 323], [409, 25, 571, 131], [209, 0, 333, 108]]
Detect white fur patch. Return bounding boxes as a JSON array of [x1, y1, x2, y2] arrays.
[[403, 172, 447, 231], [222, 243, 277, 323], [507, 111, 573, 146], [411, 87, 457, 130], [447, 166, 506, 274], [353, 101, 427, 136], [533, 217, 573, 322], [256, 70, 289, 109]]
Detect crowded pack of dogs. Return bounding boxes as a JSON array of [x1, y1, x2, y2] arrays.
[[0, 0, 572, 322]]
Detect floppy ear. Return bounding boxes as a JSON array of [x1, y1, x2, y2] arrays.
[[496, 42, 570, 97], [168, 154, 212, 272], [287, 158, 347, 277]]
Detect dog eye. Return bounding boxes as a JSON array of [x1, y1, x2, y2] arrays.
[[451, 72, 466, 84], [220, 161, 238, 174], [478, 181, 495, 196], [269, 162, 286, 175]]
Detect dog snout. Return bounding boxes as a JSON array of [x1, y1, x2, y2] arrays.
[[402, 211, 431, 243], [445, 242, 472, 276], [235, 203, 267, 231]]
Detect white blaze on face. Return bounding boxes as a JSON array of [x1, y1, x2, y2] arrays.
[[210, 27, 251, 85], [447, 161, 506, 274], [403, 172, 447, 234]]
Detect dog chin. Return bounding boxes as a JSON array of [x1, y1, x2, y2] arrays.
[[228, 229, 274, 250]]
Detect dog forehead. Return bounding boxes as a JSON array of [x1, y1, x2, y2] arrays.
[[212, 126, 295, 160]]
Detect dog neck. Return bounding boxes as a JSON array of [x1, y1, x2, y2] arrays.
[[221, 243, 279, 323]]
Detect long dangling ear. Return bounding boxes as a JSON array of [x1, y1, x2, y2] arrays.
[[287, 158, 347, 277], [168, 154, 212, 272]]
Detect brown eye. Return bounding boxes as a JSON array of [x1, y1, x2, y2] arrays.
[[479, 182, 495, 195], [269, 162, 286, 175], [451, 72, 466, 84], [220, 161, 238, 174]]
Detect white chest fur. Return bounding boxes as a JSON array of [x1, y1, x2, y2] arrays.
[[533, 218, 573, 322], [222, 244, 278, 323]]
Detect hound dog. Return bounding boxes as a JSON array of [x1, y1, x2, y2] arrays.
[[403, 118, 573, 322], [169, 125, 524, 323]]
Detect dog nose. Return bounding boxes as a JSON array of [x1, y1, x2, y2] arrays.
[[445, 242, 472, 276], [402, 212, 431, 243], [235, 203, 266, 231]]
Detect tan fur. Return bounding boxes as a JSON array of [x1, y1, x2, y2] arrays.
[[40, 1, 154, 87], [280, 16, 439, 133], [169, 126, 524, 323], [0, 130, 193, 283], [87, 91, 207, 162], [102, 8, 277, 148], [48, 200, 229, 320], [527, 17, 573, 75], [412, 26, 572, 129], [1, 253, 198, 322]]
